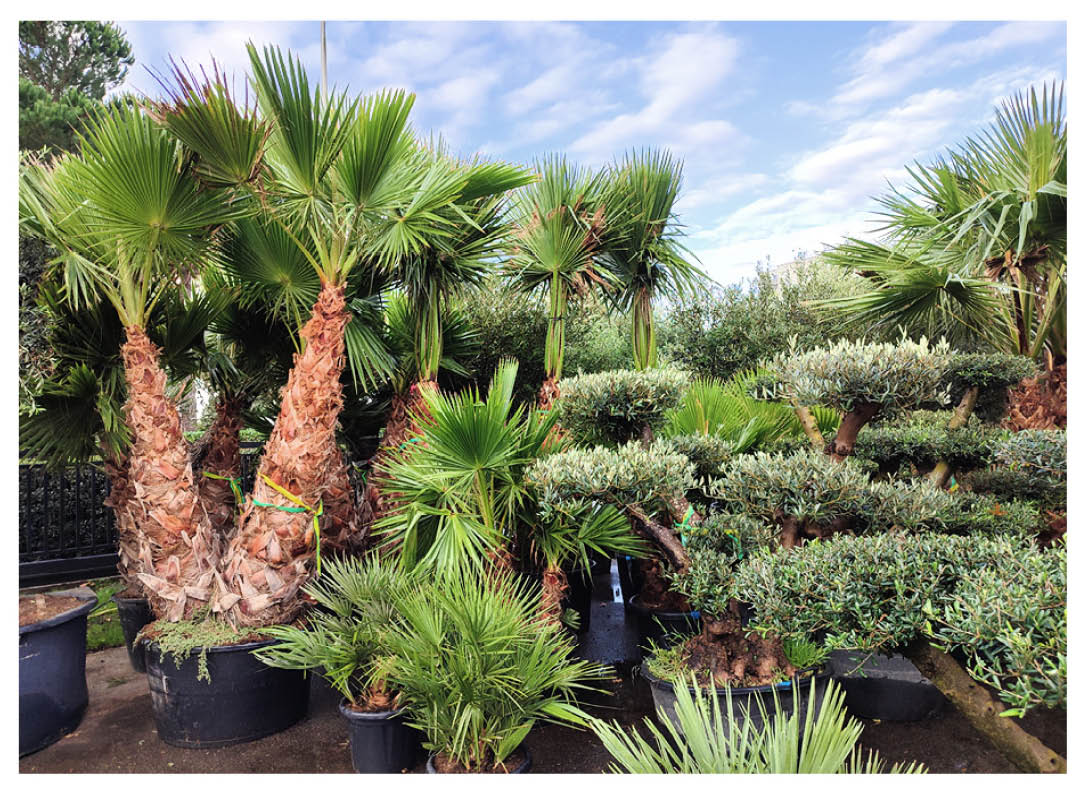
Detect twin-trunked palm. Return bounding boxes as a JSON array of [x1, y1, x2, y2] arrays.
[[22, 43, 529, 627]]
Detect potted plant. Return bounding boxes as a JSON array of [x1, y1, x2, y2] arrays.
[[737, 532, 1066, 773], [377, 563, 610, 773], [256, 557, 420, 773], [19, 586, 97, 756]]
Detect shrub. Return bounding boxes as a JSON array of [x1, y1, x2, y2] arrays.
[[528, 440, 693, 516], [964, 468, 1066, 510], [929, 541, 1066, 716], [773, 336, 952, 416], [995, 429, 1066, 481], [672, 511, 774, 616], [852, 410, 1006, 473], [378, 565, 609, 771], [943, 353, 1039, 422], [558, 368, 690, 445], [658, 433, 733, 482], [659, 260, 875, 383]]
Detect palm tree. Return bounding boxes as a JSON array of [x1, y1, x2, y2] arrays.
[[156, 46, 531, 626], [823, 83, 1066, 366], [19, 104, 245, 619], [504, 155, 613, 408], [602, 149, 707, 370]]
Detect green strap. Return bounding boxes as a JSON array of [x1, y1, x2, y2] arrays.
[[202, 471, 243, 510], [399, 436, 422, 452], [674, 508, 695, 546], [251, 474, 324, 576]]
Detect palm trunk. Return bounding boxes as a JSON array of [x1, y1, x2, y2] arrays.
[[927, 385, 979, 489], [539, 280, 567, 410], [217, 283, 352, 628], [366, 380, 438, 519], [102, 444, 142, 595], [120, 326, 219, 621], [195, 393, 245, 542], [320, 443, 365, 556], [631, 287, 656, 371], [538, 562, 569, 625], [903, 639, 1065, 773]]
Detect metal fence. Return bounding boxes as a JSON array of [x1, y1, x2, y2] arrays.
[[18, 443, 367, 588]]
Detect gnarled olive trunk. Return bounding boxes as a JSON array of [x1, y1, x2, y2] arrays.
[[121, 326, 219, 621], [825, 402, 880, 463], [194, 393, 245, 543], [217, 283, 352, 628], [927, 385, 979, 489], [904, 639, 1065, 773]]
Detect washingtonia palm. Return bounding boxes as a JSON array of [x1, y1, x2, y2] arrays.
[[505, 155, 613, 408], [603, 149, 707, 370], [19, 104, 245, 619], [155, 45, 531, 626], [824, 83, 1066, 365]]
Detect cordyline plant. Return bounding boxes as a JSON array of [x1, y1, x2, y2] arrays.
[[504, 155, 615, 409], [146, 45, 529, 626], [735, 533, 1066, 773], [772, 336, 951, 462]]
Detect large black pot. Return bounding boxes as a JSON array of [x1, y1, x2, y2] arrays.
[[111, 595, 153, 673], [627, 593, 701, 650], [642, 658, 832, 737], [19, 587, 97, 756], [829, 650, 944, 721], [426, 745, 532, 774], [145, 638, 310, 748], [340, 700, 419, 773], [615, 555, 643, 609]]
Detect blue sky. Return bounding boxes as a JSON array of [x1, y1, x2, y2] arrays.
[[116, 20, 1066, 285]]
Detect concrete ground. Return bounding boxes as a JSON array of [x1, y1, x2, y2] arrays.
[[20, 562, 1066, 774]]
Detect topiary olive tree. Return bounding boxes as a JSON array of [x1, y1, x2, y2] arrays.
[[772, 337, 951, 462], [734, 533, 1066, 773], [557, 368, 690, 445]]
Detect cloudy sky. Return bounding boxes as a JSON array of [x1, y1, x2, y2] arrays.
[[116, 20, 1066, 285]]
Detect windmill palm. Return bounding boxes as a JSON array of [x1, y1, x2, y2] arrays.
[[823, 82, 1066, 365], [602, 149, 708, 370], [19, 109, 243, 620], [155, 46, 531, 626], [504, 154, 613, 408]]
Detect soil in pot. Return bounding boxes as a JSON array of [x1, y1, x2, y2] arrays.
[[111, 595, 153, 673], [144, 637, 310, 748], [340, 700, 419, 773], [19, 588, 97, 757], [427, 746, 532, 774]]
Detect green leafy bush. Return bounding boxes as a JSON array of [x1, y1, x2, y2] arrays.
[[672, 511, 774, 615], [558, 367, 690, 445], [377, 565, 609, 771], [929, 541, 1066, 716], [995, 429, 1066, 481], [527, 440, 693, 515], [942, 353, 1038, 422], [589, 675, 924, 773], [659, 260, 876, 383], [773, 336, 951, 415], [659, 433, 733, 482], [964, 468, 1066, 510], [852, 410, 1006, 473]]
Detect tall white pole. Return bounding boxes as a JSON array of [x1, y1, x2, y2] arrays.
[[320, 21, 328, 97]]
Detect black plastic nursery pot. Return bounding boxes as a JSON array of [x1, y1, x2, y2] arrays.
[[627, 593, 701, 650], [829, 650, 945, 721], [145, 638, 310, 748], [615, 555, 643, 608], [19, 587, 97, 757], [564, 564, 595, 633], [111, 594, 154, 673], [340, 700, 420, 773], [641, 658, 832, 738], [426, 745, 533, 774]]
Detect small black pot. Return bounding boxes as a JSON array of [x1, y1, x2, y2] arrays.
[[111, 595, 154, 673], [641, 659, 832, 737], [19, 587, 97, 756], [340, 699, 419, 773], [627, 593, 701, 650], [426, 745, 533, 774], [145, 638, 310, 748]]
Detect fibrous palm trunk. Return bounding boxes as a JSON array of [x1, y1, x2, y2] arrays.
[[320, 444, 365, 556], [217, 283, 352, 627], [366, 380, 437, 518], [194, 393, 245, 542], [102, 444, 142, 596], [121, 326, 219, 621]]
